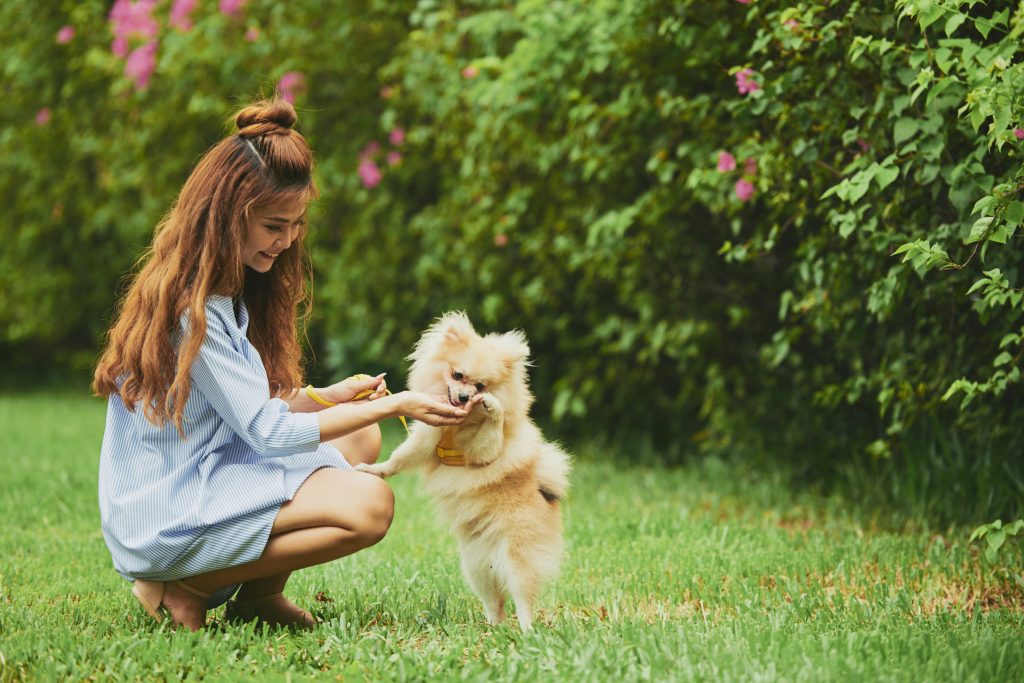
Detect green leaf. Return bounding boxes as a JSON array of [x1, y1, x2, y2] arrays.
[[1005, 201, 1024, 226], [965, 217, 993, 244], [893, 118, 919, 144], [944, 13, 967, 37], [987, 528, 1006, 552], [875, 165, 899, 190], [994, 351, 1013, 367]]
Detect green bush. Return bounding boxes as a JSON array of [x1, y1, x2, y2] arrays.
[[3, 1, 1023, 510]]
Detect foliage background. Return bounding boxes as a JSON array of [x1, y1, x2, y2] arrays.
[[3, 0, 1023, 522]]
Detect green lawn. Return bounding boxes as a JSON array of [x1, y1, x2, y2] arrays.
[[1, 390, 1022, 681]]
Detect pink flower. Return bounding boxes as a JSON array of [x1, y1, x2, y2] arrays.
[[276, 71, 306, 104], [219, 0, 247, 17], [359, 141, 381, 161], [744, 157, 758, 176], [736, 0, 750, 3], [124, 41, 157, 90], [56, 25, 75, 44], [462, 65, 479, 79], [108, 0, 159, 41], [35, 108, 52, 126], [170, 0, 197, 31], [358, 160, 382, 188], [717, 151, 736, 172], [386, 151, 402, 166], [734, 179, 755, 202], [379, 86, 395, 100], [1014, 128, 1024, 140], [244, 27, 260, 41], [784, 19, 799, 30], [735, 68, 761, 95], [494, 233, 509, 247], [389, 127, 406, 146], [111, 36, 128, 57]]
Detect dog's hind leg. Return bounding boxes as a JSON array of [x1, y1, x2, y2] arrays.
[[503, 559, 540, 631], [460, 552, 505, 625]]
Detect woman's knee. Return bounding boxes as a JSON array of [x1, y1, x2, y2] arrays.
[[351, 474, 394, 547]]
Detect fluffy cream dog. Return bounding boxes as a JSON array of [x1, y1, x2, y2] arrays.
[[356, 312, 571, 630]]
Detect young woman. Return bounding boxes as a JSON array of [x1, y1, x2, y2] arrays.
[[92, 99, 469, 631]]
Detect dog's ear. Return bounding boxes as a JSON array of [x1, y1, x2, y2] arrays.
[[490, 329, 530, 369], [437, 311, 476, 347]]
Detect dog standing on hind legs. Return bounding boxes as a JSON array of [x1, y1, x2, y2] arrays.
[[356, 312, 572, 630]]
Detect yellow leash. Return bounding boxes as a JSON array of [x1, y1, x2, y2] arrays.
[[304, 374, 409, 434]]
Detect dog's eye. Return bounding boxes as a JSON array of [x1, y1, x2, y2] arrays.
[[475, 383, 485, 392], [452, 371, 463, 381]]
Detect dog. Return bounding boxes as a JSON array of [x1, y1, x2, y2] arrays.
[[356, 312, 571, 630]]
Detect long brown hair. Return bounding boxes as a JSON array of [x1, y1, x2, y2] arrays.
[[93, 98, 319, 434]]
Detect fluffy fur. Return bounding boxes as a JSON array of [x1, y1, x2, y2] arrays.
[[356, 312, 572, 629]]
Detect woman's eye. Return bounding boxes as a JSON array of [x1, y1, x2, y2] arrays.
[[452, 371, 463, 381], [266, 224, 283, 233], [475, 383, 485, 392]]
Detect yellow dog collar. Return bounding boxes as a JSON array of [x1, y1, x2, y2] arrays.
[[435, 428, 466, 466]]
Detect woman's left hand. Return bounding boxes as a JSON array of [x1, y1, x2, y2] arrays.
[[321, 373, 388, 404]]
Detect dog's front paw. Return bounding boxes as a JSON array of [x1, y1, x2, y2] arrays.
[[355, 462, 393, 478], [478, 393, 503, 418]]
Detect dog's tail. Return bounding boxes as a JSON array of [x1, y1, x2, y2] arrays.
[[537, 442, 572, 502]]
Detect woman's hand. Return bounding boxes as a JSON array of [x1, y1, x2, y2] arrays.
[[392, 391, 470, 427], [321, 373, 388, 405]]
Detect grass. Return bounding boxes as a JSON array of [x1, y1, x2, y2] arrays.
[[1, 388, 1022, 682]]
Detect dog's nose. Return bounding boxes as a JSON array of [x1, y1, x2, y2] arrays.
[[458, 392, 470, 404]]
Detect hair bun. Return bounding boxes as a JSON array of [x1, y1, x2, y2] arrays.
[[234, 99, 297, 134]]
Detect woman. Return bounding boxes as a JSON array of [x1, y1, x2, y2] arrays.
[[92, 98, 468, 631]]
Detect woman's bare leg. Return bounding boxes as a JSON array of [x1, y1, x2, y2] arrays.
[[160, 466, 393, 629], [327, 423, 382, 467]]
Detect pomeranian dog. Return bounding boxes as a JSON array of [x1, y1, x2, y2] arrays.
[[356, 312, 571, 630]]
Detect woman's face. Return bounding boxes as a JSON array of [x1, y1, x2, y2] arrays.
[[242, 196, 308, 273]]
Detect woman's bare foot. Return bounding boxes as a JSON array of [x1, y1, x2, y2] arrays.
[[225, 593, 316, 630], [160, 581, 208, 631]]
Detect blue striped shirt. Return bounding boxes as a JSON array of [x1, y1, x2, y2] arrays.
[[98, 295, 346, 584]]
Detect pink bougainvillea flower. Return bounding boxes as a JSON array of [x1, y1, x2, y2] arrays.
[[219, 0, 247, 17], [744, 157, 758, 176], [111, 35, 129, 57], [734, 179, 755, 202], [494, 233, 509, 247], [462, 65, 479, 79], [170, 0, 197, 31], [358, 160, 382, 188], [389, 127, 405, 146], [56, 25, 75, 44], [108, 0, 159, 41], [244, 27, 260, 41], [717, 151, 736, 172], [784, 19, 800, 30], [386, 151, 402, 166], [276, 71, 306, 104], [35, 108, 52, 126], [1014, 128, 1024, 140], [359, 141, 381, 161], [735, 68, 761, 95], [736, 0, 750, 4], [124, 41, 157, 89]]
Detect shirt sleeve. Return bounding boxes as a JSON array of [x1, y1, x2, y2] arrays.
[[184, 300, 321, 458]]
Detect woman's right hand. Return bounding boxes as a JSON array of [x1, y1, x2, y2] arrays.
[[391, 391, 469, 426]]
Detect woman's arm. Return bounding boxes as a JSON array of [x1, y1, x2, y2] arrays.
[[284, 374, 388, 414], [317, 392, 468, 442]]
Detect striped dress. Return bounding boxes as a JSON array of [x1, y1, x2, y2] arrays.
[[98, 295, 350, 607]]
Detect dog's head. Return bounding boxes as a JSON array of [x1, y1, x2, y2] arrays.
[[407, 311, 533, 419]]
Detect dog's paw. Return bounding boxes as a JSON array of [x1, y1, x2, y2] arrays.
[[355, 462, 392, 478], [478, 393, 503, 416]]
